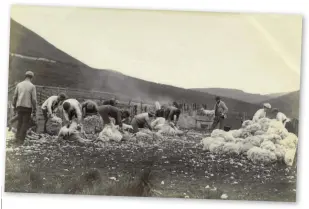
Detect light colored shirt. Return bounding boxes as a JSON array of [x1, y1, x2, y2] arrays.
[[41, 96, 59, 115], [62, 99, 82, 123], [276, 112, 290, 125], [134, 113, 152, 129], [253, 109, 266, 122], [213, 101, 228, 116], [13, 79, 37, 111]]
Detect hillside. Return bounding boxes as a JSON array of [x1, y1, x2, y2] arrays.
[[191, 88, 289, 104], [8, 18, 260, 117], [259, 91, 300, 119]]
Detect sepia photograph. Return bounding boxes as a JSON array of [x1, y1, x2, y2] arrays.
[[5, 5, 302, 202]]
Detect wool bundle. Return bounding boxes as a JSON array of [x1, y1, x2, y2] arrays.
[[46, 115, 62, 136], [211, 129, 235, 142], [247, 147, 277, 164], [201, 116, 298, 166], [201, 137, 215, 151], [230, 129, 242, 138], [209, 140, 225, 154], [244, 123, 262, 134], [284, 149, 296, 166], [222, 142, 242, 155], [275, 144, 287, 161], [257, 118, 271, 131], [98, 123, 123, 142], [254, 130, 266, 136], [245, 136, 263, 147], [239, 142, 255, 154], [260, 140, 276, 152], [82, 115, 103, 134]]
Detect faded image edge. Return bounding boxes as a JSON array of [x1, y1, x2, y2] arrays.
[[5, 5, 301, 202]]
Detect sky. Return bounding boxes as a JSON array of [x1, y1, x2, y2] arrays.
[[10, 5, 303, 94]]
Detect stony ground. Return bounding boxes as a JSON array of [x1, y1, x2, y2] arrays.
[[4, 128, 297, 202]]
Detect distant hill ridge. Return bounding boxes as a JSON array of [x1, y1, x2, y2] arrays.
[[8, 18, 299, 119]]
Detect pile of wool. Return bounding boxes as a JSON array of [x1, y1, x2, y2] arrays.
[[200, 117, 298, 166], [247, 147, 277, 164], [97, 123, 123, 142], [82, 115, 103, 134], [46, 115, 63, 135], [267, 120, 289, 139], [222, 142, 242, 155], [211, 129, 235, 142], [151, 117, 166, 130]]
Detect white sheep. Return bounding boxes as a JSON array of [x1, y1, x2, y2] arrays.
[[98, 123, 123, 142]]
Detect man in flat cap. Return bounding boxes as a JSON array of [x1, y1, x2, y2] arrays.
[[252, 103, 272, 122], [12, 71, 37, 145], [210, 96, 228, 131]]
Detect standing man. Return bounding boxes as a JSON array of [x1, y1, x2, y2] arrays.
[[81, 99, 98, 118], [210, 96, 228, 131], [12, 71, 37, 145], [41, 93, 67, 133], [252, 103, 272, 122]]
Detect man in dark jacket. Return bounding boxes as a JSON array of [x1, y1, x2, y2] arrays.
[[164, 106, 181, 126], [97, 105, 130, 130]]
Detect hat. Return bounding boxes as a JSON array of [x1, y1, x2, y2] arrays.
[[58, 93, 67, 100], [263, 103, 271, 109], [215, 96, 221, 100], [25, 71, 34, 77]]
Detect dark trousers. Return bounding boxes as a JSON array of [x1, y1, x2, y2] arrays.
[[16, 107, 32, 143], [211, 116, 224, 130]]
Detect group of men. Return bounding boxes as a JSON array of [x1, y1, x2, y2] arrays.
[[9, 71, 183, 145], [253, 103, 290, 125], [10, 71, 290, 146]]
